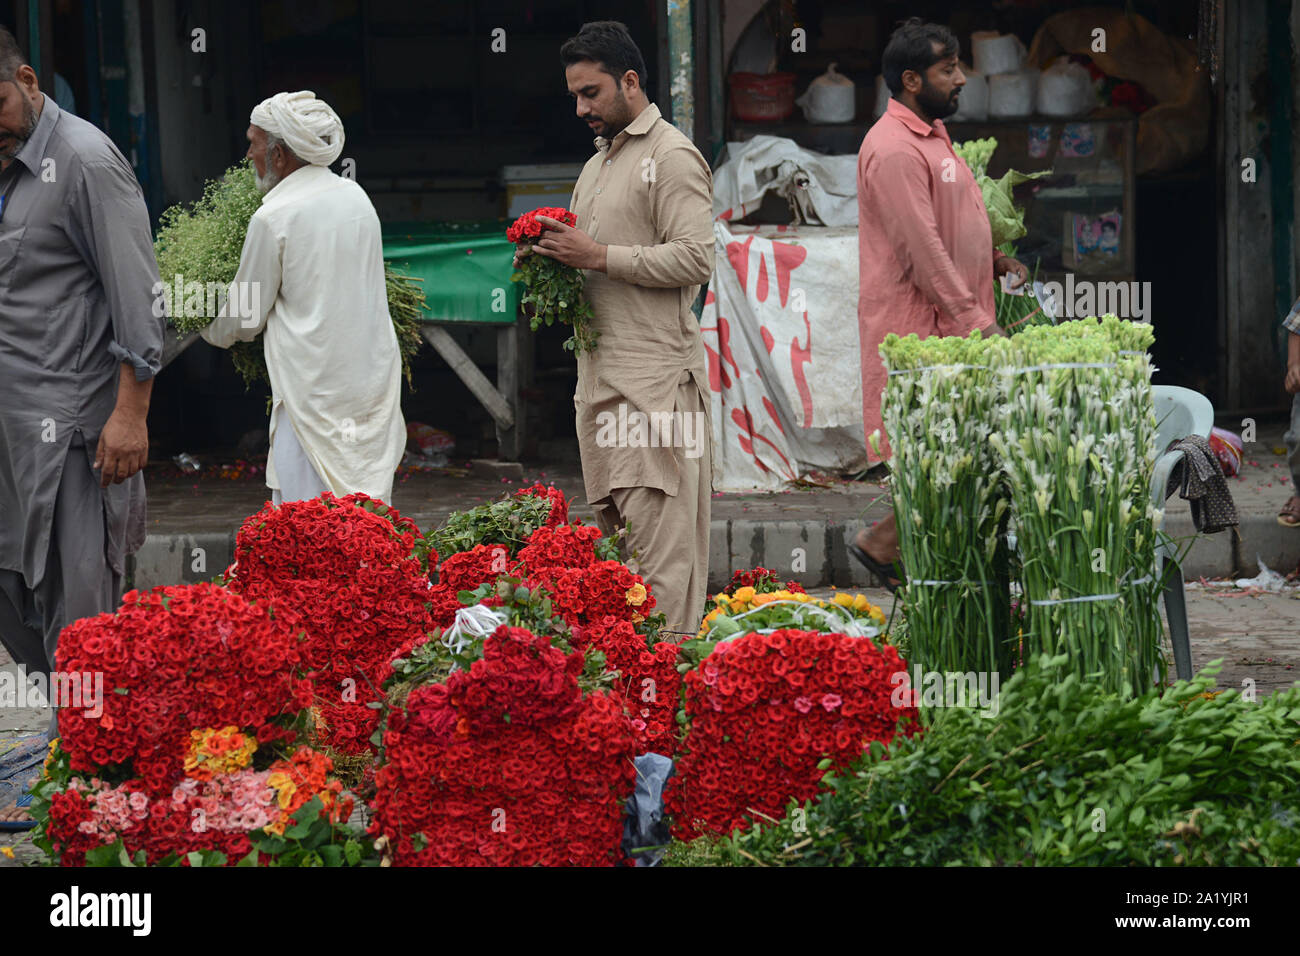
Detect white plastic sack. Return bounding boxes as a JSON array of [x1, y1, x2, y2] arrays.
[[972, 31, 1026, 76], [989, 71, 1035, 117], [1037, 58, 1095, 116], [713, 135, 858, 227], [795, 62, 855, 123]]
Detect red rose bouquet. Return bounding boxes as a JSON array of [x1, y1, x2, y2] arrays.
[[551, 559, 657, 629], [666, 628, 919, 838], [372, 625, 635, 866], [508, 206, 598, 354], [225, 493, 434, 755], [573, 615, 682, 757], [31, 583, 371, 867]]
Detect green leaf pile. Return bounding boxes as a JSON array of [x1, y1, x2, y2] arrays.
[[674, 655, 1300, 867]]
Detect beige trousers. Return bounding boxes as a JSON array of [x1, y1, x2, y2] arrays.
[[592, 420, 712, 638]]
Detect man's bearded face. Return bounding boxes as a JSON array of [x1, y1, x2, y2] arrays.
[[0, 82, 39, 162], [566, 60, 636, 140], [254, 142, 281, 194], [915, 49, 964, 120]]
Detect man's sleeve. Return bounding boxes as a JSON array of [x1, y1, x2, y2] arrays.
[[76, 160, 165, 381], [200, 213, 280, 349], [1282, 298, 1300, 335], [605, 144, 714, 289], [864, 147, 986, 333]]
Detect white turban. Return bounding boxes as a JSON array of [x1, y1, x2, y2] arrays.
[[250, 90, 345, 167]]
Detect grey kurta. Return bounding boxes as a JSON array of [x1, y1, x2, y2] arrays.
[[0, 95, 163, 590]]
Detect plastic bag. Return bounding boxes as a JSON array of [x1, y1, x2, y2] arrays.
[[622, 753, 674, 866], [795, 62, 855, 124], [1234, 557, 1287, 593], [1208, 427, 1244, 477], [1037, 58, 1096, 117]]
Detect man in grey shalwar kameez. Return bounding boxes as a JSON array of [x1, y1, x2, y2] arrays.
[[0, 29, 162, 825]]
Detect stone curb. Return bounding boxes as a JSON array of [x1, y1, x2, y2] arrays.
[[126, 516, 1297, 593]]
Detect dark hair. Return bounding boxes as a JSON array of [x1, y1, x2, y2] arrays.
[[882, 17, 959, 95], [560, 20, 648, 91], [0, 26, 27, 82]]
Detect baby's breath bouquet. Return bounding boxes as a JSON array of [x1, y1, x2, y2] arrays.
[[155, 161, 424, 389], [987, 316, 1164, 695], [877, 330, 1015, 681]]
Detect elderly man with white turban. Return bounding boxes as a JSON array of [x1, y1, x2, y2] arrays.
[[202, 91, 405, 504]]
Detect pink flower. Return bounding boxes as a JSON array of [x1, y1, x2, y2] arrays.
[[793, 696, 813, 714], [821, 693, 842, 711]]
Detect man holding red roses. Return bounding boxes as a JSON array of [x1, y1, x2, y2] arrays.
[[527, 21, 714, 635]]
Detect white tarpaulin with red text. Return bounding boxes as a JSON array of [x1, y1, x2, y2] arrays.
[[702, 221, 870, 492]]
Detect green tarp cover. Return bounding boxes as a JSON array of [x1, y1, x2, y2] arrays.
[[382, 220, 519, 325]]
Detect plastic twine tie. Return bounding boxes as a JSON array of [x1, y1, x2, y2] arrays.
[[1009, 362, 1118, 374], [1029, 574, 1153, 606], [443, 604, 507, 656], [888, 363, 989, 377]]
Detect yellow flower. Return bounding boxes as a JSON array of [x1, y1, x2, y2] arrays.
[[705, 609, 719, 623], [795, 592, 812, 602], [729, 600, 746, 614], [632, 612, 645, 624], [184, 725, 257, 779], [852, 594, 873, 612], [713, 592, 729, 605], [733, 586, 756, 603], [752, 592, 776, 606], [832, 592, 855, 607], [0, 847, 14, 859], [267, 772, 298, 812], [625, 583, 648, 607]]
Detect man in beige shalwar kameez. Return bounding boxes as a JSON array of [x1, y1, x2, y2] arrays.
[[529, 21, 714, 635]]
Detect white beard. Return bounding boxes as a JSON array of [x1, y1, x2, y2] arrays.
[[255, 167, 281, 194]]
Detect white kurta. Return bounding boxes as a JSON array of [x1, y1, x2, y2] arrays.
[[202, 165, 405, 503]]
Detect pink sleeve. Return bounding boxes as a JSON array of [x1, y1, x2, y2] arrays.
[[864, 148, 985, 333]]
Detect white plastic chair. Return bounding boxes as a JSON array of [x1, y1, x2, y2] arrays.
[[1151, 384, 1215, 681]]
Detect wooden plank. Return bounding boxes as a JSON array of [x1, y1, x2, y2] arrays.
[[421, 325, 515, 429], [495, 317, 522, 461]]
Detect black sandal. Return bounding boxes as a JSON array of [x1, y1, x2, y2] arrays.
[[848, 543, 903, 593]]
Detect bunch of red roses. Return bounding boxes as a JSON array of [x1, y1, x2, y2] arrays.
[[370, 626, 636, 866], [505, 206, 575, 244], [573, 616, 682, 757], [665, 629, 919, 838], [551, 560, 656, 628], [226, 493, 434, 754], [513, 523, 602, 582], [429, 517, 606, 632], [514, 482, 569, 527], [507, 207, 598, 354], [38, 583, 359, 866], [54, 583, 310, 793]]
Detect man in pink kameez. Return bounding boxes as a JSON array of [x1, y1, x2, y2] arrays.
[[851, 18, 1028, 588]]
